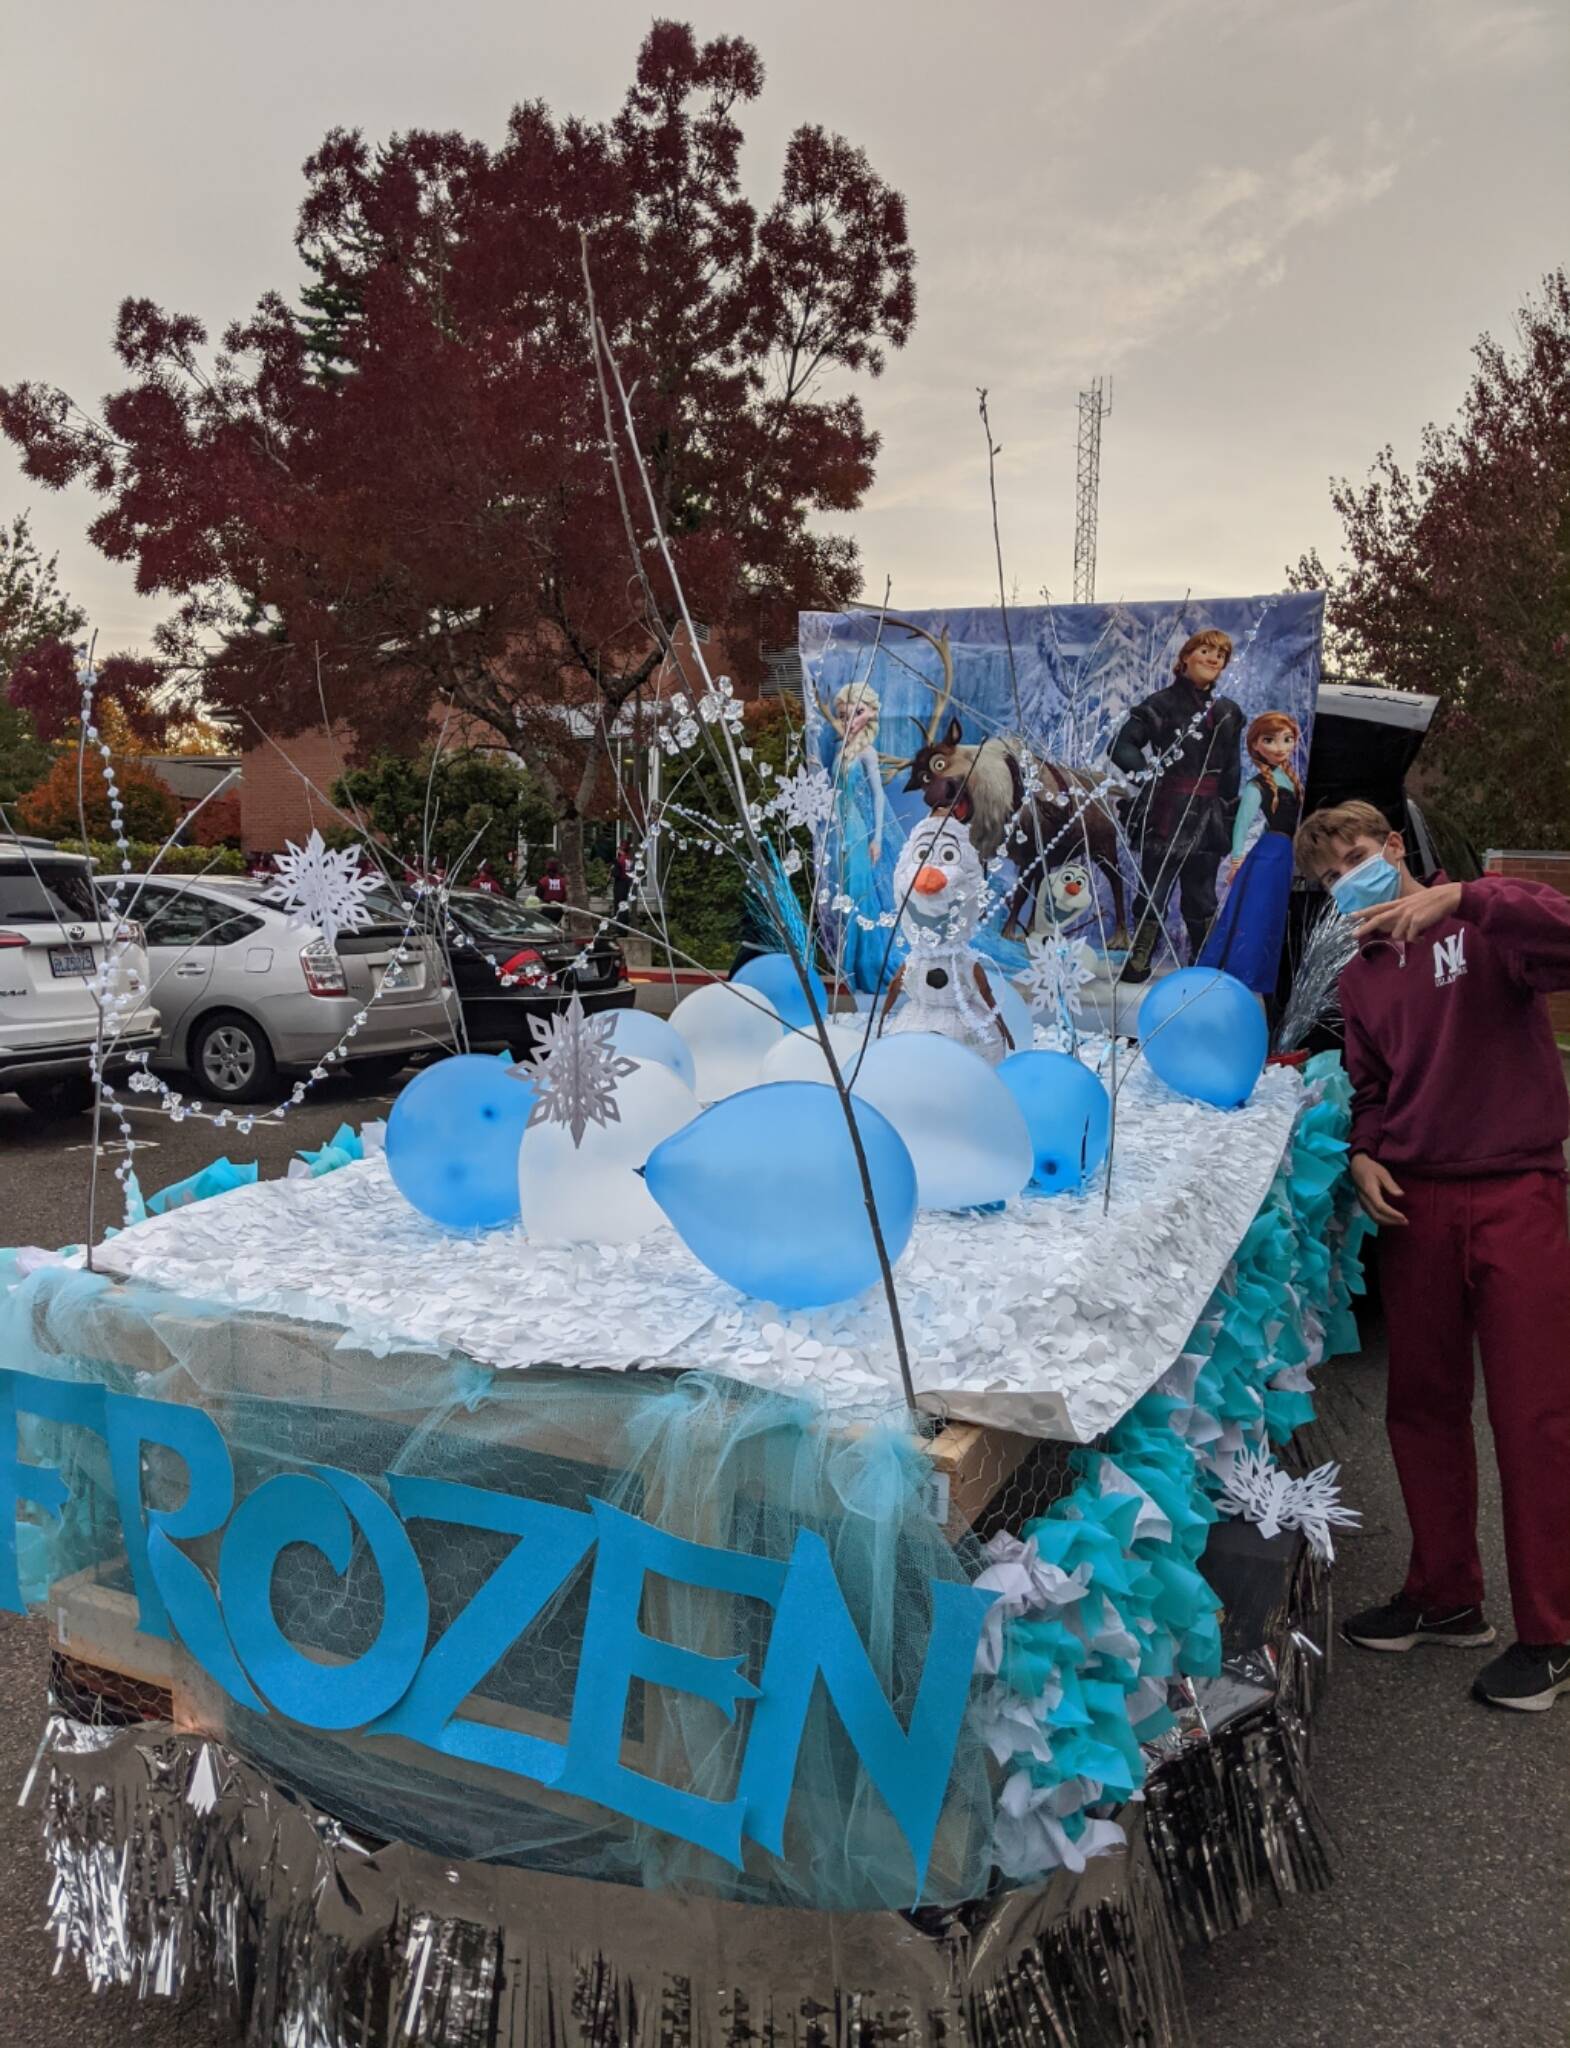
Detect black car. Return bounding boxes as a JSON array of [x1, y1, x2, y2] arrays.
[[402, 887, 634, 1056]]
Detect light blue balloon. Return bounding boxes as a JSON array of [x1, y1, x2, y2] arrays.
[[386, 1054, 535, 1229], [644, 1081, 917, 1308], [993, 974, 1033, 1056], [998, 1051, 1111, 1194], [604, 1006, 697, 1090], [1137, 967, 1269, 1110], [732, 951, 829, 1032]]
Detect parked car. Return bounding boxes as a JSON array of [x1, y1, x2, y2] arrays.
[[397, 886, 634, 1056], [0, 837, 161, 1117], [116, 875, 459, 1102]]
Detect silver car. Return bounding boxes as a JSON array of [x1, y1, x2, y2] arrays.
[[120, 875, 459, 1103]]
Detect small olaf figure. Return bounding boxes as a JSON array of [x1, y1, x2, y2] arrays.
[[879, 815, 1017, 1065]]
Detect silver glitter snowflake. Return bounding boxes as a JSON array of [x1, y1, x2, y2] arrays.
[[264, 829, 380, 947], [768, 762, 836, 834], [520, 994, 638, 1147], [1022, 934, 1097, 1021]]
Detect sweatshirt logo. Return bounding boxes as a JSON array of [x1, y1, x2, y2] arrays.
[[1432, 931, 1467, 987]]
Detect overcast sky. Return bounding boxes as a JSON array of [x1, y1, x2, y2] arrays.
[[2, 0, 1565, 651]]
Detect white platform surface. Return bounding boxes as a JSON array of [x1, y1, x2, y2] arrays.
[[94, 1061, 1303, 1443]]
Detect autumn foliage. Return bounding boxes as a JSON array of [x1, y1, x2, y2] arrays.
[[15, 749, 179, 844], [1292, 269, 1570, 851], [0, 22, 915, 890]]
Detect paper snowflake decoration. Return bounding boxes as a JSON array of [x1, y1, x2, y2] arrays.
[[265, 830, 380, 947], [1022, 934, 1097, 1020], [521, 994, 638, 1148], [1216, 1450, 1361, 1562]]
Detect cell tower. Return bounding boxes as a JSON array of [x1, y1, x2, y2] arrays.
[[1072, 376, 1112, 603]]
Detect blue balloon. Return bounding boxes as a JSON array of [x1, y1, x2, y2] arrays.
[[386, 1054, 535, 1228], [732, 951, 829, 1032], [604, 1006, 697, 1091], [998, 1051, 1111, 1194], [1136, 967, 1269, 1110], [644, 1082, 917, 1308]]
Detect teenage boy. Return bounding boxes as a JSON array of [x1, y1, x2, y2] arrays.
[[1296, 801, 1570, 1711]]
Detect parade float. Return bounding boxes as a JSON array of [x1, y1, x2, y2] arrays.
[[1, 324, 1371, 2043]]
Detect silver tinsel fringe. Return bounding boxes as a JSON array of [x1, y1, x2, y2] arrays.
[[33, 1721, 1185, 2048], [29, 1543, 1332, 2048]]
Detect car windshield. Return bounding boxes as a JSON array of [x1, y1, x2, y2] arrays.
[[0, 863, 101, 924]]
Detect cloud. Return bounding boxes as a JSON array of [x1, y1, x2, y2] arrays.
[[931, 126, 1401, 403]]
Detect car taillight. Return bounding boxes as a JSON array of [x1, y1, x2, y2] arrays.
[[500, 947, 546, 983], [300, 939, 349, 997], [113, 920, 144, 947], [0, 930, 26, 949]]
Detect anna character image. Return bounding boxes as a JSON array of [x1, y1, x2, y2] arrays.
[[1197, 710, 1303, 996]]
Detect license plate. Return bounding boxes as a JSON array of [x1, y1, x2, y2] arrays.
[[380, 958, 425, 993], [49, 947, 94, 977]]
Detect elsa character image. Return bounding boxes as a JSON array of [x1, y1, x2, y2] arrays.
[[826, 679, 902, 990]]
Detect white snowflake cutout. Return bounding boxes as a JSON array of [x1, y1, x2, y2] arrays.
[[265, 830, 380, 947]]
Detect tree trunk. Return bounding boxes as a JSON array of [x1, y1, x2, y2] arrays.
[[560, 745, 603, 933]]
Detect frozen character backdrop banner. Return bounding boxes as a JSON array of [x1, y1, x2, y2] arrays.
[[799, 593, 1324, 997]]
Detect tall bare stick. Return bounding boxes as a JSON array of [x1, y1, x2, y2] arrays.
[[580, 233, 918, 1414]]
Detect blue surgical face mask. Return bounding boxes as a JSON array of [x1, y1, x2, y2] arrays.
[[1330, 848, 1401, 916]]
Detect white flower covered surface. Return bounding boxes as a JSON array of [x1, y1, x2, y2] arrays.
[[95, 1062, 1303, 1442]]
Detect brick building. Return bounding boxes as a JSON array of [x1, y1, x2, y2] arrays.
[[1485, 849, 1570, 1036], [238, 623, 758, 857]]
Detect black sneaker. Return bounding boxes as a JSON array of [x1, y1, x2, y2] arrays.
[[1471, 1642, 1570, 1712], [1342, 1593, 1496, 1653]]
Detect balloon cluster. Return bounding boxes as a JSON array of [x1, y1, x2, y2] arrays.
[[383, 954, 1262, 1310]]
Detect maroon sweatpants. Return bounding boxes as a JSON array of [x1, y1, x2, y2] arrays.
[[1378, 1170, 1570, 1646]]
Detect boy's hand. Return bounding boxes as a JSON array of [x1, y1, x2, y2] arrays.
[[1351, 880, 1464, 943], [1351, 1152, 1407, 1226]]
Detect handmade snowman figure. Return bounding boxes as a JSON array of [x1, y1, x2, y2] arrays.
[[879, 816, 1017, 1065]]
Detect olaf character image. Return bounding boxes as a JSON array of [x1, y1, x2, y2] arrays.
[[879, 817, 1017, 1064]]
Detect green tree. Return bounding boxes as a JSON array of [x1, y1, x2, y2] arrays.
[[333, 748, 555, 880], [0, 511, 85, 806], [657, 696, 812, 969]]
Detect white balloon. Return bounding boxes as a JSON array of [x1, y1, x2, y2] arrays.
[[851, 1032, 1033, 1210], [760, 1020, 872, 1088], [669, 981, 785, 1102], [518, 1056, 699, 1244], [603, 1006, 697, 1090]]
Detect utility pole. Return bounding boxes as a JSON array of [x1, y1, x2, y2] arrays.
[[1073, 376, 1113, 604]]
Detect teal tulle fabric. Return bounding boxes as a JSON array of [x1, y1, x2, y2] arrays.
[[3, 1059, 1367, 1903]]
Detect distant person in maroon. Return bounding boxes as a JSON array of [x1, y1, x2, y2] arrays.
[[535, 855, 568, 925], [1297, 801, 1570, 1712]]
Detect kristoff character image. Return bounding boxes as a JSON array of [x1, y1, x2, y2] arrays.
[[1109, 627, 1244, 984]]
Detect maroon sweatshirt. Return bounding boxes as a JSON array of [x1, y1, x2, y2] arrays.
[[1341, 874, 1570, 1178]]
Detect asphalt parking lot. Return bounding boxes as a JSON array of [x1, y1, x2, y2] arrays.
[[0, 1072, 1565, 2046]]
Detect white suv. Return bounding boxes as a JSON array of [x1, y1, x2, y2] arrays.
[[0, 838, 161, 1117]]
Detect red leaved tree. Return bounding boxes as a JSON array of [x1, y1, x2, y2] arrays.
[[0, 21, 915, 897], [1290, 269, 1570, 851]]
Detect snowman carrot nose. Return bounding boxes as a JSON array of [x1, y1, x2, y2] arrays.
[[913, 866, 947, 895]]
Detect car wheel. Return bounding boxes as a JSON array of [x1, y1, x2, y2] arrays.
[[15, 1075, 96, 1119], [191, 1011, 277, 1104]]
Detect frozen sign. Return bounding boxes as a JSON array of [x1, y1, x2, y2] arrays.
[[0, 1370, 992, 1896]]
